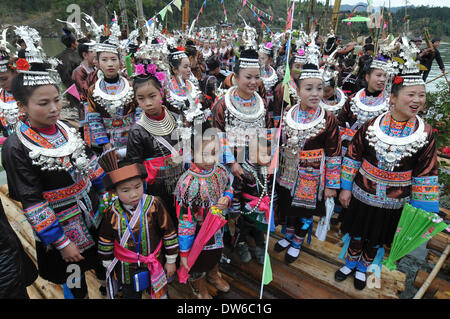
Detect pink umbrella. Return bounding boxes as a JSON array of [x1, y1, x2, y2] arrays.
[[177, 207, 228, 283]]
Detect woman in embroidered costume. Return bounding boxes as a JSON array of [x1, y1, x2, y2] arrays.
[[218, 36, 231, 71], [126, 62, 185, 224], [174, 122, 233, 299], [86, 21, 137, 159], [165, 46, 203, 117], [212, 48, 272, 181], [97, 154, 179, 299], [274, 39, 342, 264], [335, 37, 439, 290], [259, 42, 280, 126], [336, 57, 391, 156], [3, 54, 107, 298], [0, 32, 22, 140]]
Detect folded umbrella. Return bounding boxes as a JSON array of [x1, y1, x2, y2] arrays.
[[177, 206, 228, 283]]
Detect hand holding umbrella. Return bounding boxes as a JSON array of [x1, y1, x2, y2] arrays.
[[177, 205, 228, 283]]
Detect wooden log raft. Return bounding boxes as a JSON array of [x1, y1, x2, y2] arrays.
[[267, 225, 406, 299], [414, 269, 450, 298]]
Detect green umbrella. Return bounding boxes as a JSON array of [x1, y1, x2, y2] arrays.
[[342, 16, 371, 23], [383, 204, 449, 271]]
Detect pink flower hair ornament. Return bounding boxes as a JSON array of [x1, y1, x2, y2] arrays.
[[134, 63, 167, 85]]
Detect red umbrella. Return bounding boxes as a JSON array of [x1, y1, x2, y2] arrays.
[[177, 207, 228, 283]]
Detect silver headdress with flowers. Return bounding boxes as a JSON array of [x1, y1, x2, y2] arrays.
[[393, 35, 426, 87], [13, 26, 61, 87], [95, 13, 121, 54], [299, 32, 322, 80]]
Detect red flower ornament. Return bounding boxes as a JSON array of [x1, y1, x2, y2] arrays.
[[393, 76, 403, 85], [15, 58, 30, 71]]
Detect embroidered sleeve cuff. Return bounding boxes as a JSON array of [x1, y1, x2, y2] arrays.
[[325, 156, 342, 189], [24, 202, 66, 246], [410, 176, 440, 213], [180, 250, 190, 258], [223, 191, 234, 207], [54, 234, 71, 250], [341, 157, 361, 190]]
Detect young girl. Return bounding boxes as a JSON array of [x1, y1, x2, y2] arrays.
[[4, 57, 106, 298], [230, 135, 275, 265], [335, 39, 439, 290], [126, 63, 185, 224], [174, 121, 233, 299], [86, 35, 137, 158], [97, 156, 179, 299], [274, 43, 342, 264]]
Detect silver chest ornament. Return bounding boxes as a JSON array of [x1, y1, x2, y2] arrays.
[[18, 121, 91, 174], [350, 89, 389, 127], [224, 87, 266, 147], [282, 104, 326, 155], [92, 74, 134, 117], [366, 112, 428, 171]]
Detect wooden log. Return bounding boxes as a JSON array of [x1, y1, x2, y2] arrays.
[[414, 243, 450, 299], [268, 236, 404, 299], [433, 290, 450, 299], [426, 232, 450, 253], [426, 249, 450, 268], [413, 269, 450, 296]]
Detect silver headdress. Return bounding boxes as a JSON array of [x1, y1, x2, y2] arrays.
[[259, 42, 273, 56], [241, 22, 258, 51], [137, 18, 170, 73], [56, 18, 85, 40], [14, 26, 61, 87], [393, 35, 426, 87], [82, 12, 104, 44], [299, 32, 322, 80], [0, 28, 11, 73], [95, 13, 120, 54]]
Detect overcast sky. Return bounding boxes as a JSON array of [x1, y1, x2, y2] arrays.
[[315, 0, 449, 7]]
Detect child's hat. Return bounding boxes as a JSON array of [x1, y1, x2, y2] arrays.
[[98, 148, 148, 189]]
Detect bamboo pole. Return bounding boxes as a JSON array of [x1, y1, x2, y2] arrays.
[[426, 70, 450, 84], [413, 243, 450, 299]]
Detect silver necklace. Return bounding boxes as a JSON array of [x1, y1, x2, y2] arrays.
[[136, 108, 176, 137], [92, 73, 134, 116], [366, 112, 428, 171], [350, 89, 389, 126], [17, 120, 90, 174], [283, 104, 326, 155], [319, 87, 347, 116]]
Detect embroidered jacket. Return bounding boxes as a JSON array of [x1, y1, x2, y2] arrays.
[[86, 73, 138, 149], [278, 106, 342, 209], [174, 163, 233, 257], [98, 194, 179, 285], [2, 121, 106, 252], [341, 113, 439, 212]]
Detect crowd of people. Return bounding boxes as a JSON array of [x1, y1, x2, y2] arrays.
[[0, 14, 441, 299]]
